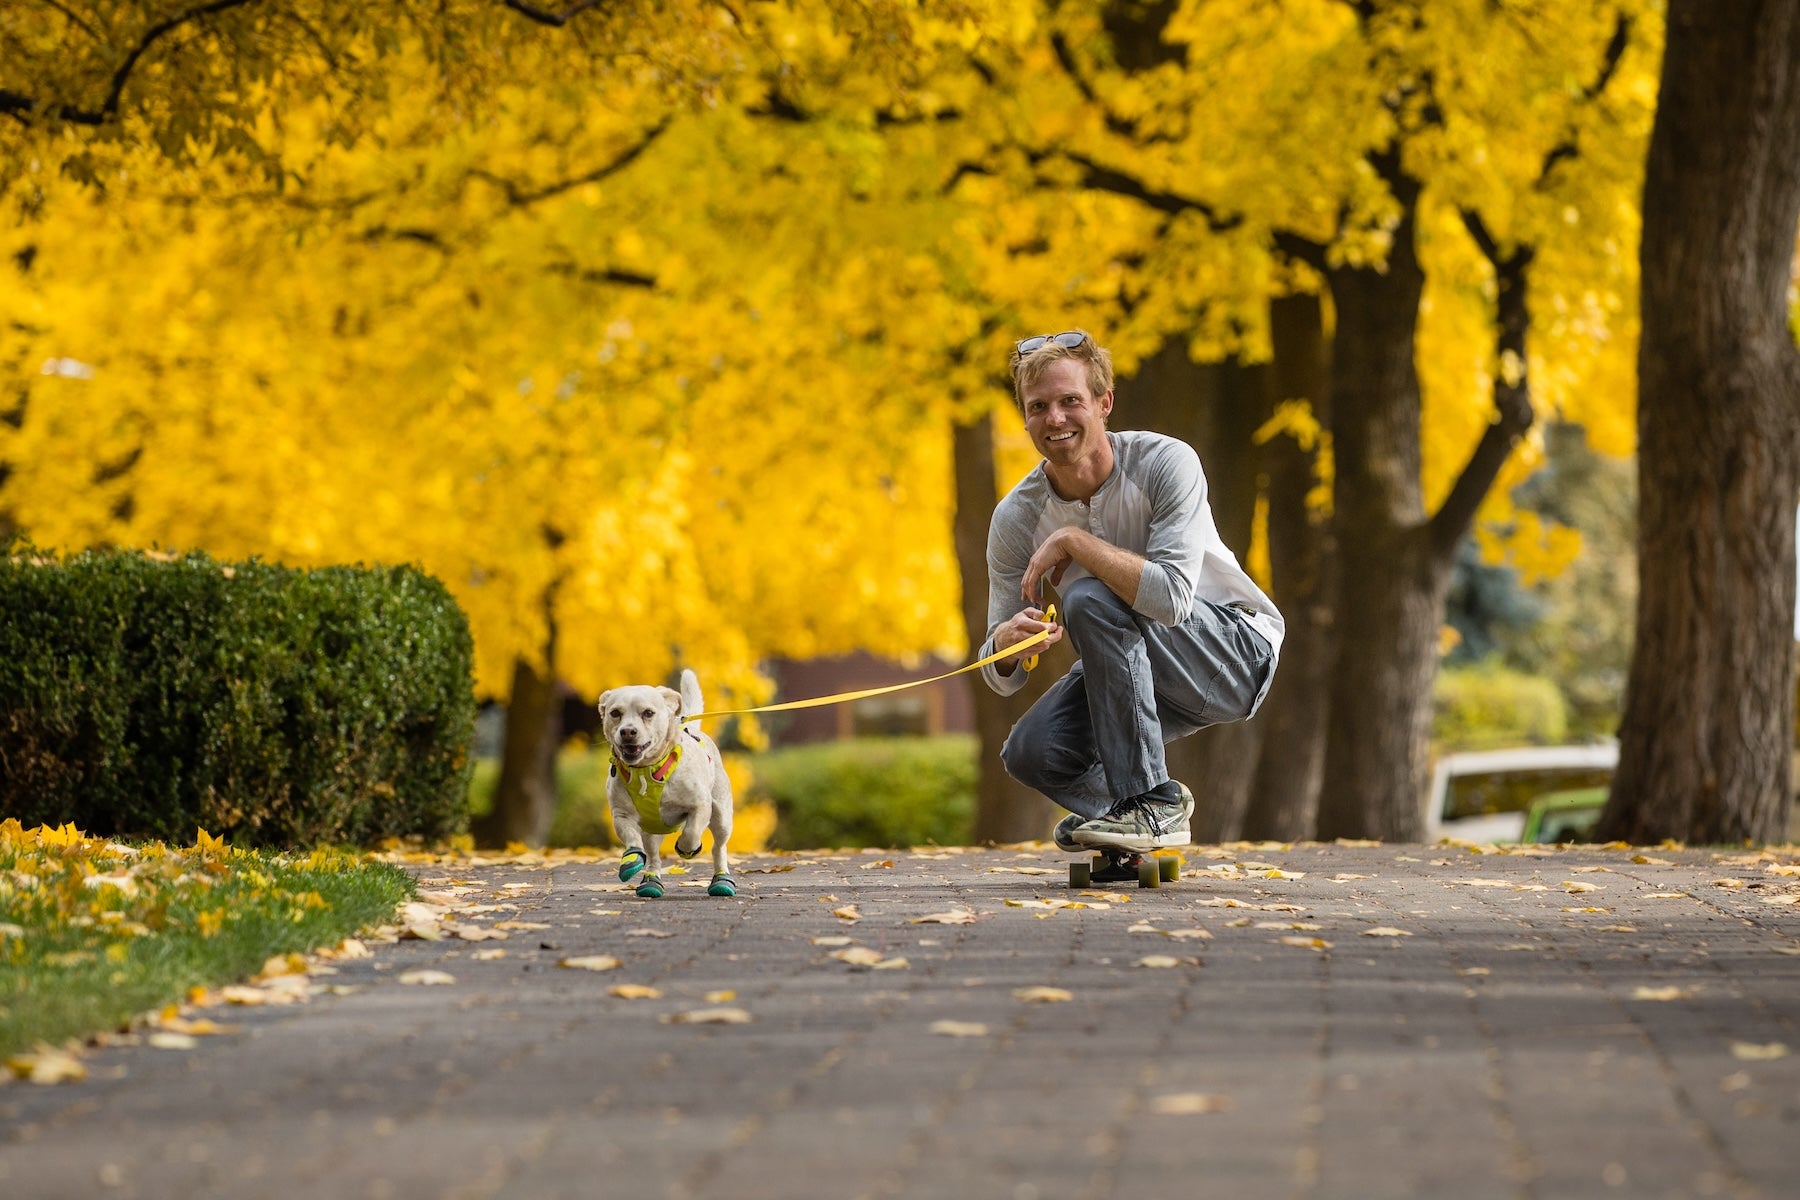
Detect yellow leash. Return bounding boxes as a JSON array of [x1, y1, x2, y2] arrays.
[[684, 604, 1059, 724]]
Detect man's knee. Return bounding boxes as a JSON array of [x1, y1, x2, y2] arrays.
[[1059, 576, 1130, 633], [1000, 723, 1041, 788]]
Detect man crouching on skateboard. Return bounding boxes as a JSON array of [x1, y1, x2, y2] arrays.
[[979, 330, 1284, 864]]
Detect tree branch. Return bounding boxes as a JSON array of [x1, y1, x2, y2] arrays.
[[546, 261, 657, 289], [499, 0, 604, 27], [470, 119, 670, 207], [1428, 241, 1537, 561], [0, 0, 261, 125], [1534, 12, 1633, 189], [1056, 150, 1241, 230]]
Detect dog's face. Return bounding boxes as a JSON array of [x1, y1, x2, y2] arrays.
[[599, 684, 685, 766]]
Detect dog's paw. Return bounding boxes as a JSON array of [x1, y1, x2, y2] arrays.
[[619, 848, 647, 882], [635, 874, 665, 899], [707, 873, 737, 898], [676, 839, 704, 860]]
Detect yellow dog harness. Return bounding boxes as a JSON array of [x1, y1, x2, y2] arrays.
[[610, 731, 715, 834]]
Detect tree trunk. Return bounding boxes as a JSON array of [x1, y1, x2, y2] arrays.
[[1118, 339, 1269, 840], [955, 411, 1066, 844], [1315, 175, 1443, 843], [472, 655, 562, 849], [1243, 292, 1337, 841], [1601, 0, 1800, 844]]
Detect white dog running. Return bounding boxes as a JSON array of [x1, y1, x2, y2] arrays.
[[599, 669, 736, 899]]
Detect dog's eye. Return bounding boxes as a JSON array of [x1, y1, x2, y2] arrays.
[[608, 709, 623, 719], [641, 708, 656, 719]]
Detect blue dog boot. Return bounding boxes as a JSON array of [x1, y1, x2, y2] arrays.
[[707, 872, 737, 898], [635, 873, 665, 899], [618, 848, 647, 883]]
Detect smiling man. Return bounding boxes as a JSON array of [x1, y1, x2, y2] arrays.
[[980, 330, 1285, 858]]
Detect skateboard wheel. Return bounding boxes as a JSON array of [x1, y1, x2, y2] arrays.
[[1158, 855, 1180, 883], [635, 874, 665, 899], [1069, 861, 1092, 889], [1137, 859, 1162, 889]]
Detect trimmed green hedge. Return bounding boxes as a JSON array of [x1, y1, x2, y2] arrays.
[[751, 735, 976, 850], [0, 548, 475, 847], [1432, 661, 1569, 753]]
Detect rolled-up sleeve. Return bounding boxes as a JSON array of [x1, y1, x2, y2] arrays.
[[1130, 440, 1205, 627], [980, 504, 1036, 697]]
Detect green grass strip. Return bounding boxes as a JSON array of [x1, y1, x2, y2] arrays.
[[1, 820, 413, 1058]]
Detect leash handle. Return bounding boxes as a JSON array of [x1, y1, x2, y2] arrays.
[[1022, 603, 1058, 673]]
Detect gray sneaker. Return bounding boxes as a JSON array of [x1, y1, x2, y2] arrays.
[[1074, 781, 1193, 852], [1052, 812, 1088, 852]]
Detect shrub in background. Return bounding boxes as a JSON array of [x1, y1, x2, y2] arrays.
[[0, 548, 475, 846], [750, 735, 976, 850], [468, 744, 775, 853], [1432, 661, 1569, 752]]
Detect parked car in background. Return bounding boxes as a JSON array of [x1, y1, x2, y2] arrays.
[[1521, 787, 1609, 844], [1424, 743, 1619, 844]]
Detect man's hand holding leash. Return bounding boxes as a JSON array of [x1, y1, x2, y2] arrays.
[[992, 606, 1062, 677]]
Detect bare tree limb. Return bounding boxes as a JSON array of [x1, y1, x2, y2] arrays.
[[469, 119, 670, 207], [0, 0, 261, 125], [499, 0, 604, 27]]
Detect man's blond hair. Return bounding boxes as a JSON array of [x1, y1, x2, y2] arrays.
[[1010, 332, 1115, 410]]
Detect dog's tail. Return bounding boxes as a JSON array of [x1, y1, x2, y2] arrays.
[[679, 669, 704, 730]]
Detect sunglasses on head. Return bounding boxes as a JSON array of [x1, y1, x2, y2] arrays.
[[1014, 331, 1090, 356]]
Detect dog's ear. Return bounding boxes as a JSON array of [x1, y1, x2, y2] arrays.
[[659, 686, 685, 717], [597, 689, 612, 715]]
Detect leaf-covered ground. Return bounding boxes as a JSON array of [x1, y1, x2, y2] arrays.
[[0, 821, 413, 1066]]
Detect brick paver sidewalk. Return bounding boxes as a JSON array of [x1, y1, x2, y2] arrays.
[[3, 841, 1797, 1199]]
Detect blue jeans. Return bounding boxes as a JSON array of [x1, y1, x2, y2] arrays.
[[1000, 576, 1275, 819]]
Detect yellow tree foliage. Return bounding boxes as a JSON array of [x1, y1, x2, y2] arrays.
[[0, 9, 1012, 718]]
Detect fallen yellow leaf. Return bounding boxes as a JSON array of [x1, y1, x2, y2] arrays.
[[1135, 955, 1185, 969], [1562, 881, 1601, 893], [147, 1032, 197, 1050], [909, 911, 976, 925], [859, 860, 895, 870], [929, 1020, 989, 1038], [398, 970, 457, 986], [1360, 927, 1413, 938], [6, 1047, 86, 1084], [609, 985, 663, 999], [812, 935, 855, 946], [831, 946, 887, 966], [557, 956, 621, 972], [832, 906, 862, 922], [1150, 1093, 1233, 1115], [154, 1016, 234, 1036], [1013, 986, 1073, 1003], [219, 985, 268, 1005], [1632, 985, 1691, 1001], [471, 948, 508, 961], [661, 1007, 752, 1025], [704, 990, 737, 1003], [1280, 936, 1331, 951], [1730, 1041, 1789, 1061]]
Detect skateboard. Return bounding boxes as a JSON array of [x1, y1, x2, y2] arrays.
[[1068, 849, 1181, 889]]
